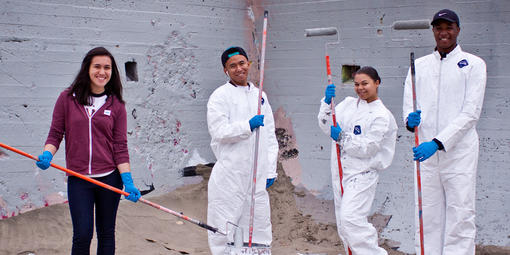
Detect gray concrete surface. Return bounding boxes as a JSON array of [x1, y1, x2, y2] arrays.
[[260, 0, 510, 252]]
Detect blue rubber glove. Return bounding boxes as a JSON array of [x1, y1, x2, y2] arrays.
[[407, 110, 421, 128], [120, 172, 141, 202], [324, 84, 336, 104], [330, 122, 342, 141], [249, 115, 264, 131], [413, 141, 439, 162], [266, 178, 275, 188], [36, 151, 53, 170]]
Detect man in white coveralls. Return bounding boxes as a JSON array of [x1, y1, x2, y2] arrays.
[[403, 9, 487, 255], [206, 46, 278, 255]]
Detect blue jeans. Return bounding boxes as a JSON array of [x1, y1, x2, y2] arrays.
[[68, 171, 122, 255]]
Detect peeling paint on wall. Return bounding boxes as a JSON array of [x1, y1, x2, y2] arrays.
[[0, 149, 8, 159], [274, 107, 303, 187], [128, 30, 199, 193], [0, 168, 68, 219]]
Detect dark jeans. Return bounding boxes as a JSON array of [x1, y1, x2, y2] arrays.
[[68, 171, 122, 255]]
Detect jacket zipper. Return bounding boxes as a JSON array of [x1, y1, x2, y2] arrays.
[[436, 57, 443, 162], [88, 108, 99, 175]]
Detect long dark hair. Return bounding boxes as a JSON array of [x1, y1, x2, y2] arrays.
[[354, 66, 381, 84], [68, 47, 124, 105]]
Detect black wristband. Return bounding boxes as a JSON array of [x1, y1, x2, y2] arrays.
[[432, 138, 445, 150], [406, 121, 415, 133]]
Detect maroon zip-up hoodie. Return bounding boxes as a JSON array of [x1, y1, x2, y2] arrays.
[[45, 89, 129, 175]]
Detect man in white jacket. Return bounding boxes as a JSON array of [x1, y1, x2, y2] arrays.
[[206, 46, 278, 255], [403, 9, 487, 255]]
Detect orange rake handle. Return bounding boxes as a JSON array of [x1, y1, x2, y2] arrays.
[[0, 142, 225, 235], [0, 142, 129, 196]]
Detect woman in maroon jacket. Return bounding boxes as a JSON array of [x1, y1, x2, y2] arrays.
[[36, 47, 140, 255]]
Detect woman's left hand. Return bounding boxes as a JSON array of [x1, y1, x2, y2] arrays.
[[120, 172, 141, 202]]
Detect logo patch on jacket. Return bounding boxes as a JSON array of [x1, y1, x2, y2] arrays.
[[353, 125, 361, 135], [104, 110, 111, 116], [261, 97, 265, 105], [457, 59, 468, 68]]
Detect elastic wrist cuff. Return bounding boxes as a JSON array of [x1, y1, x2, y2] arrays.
[[406, 122, 415, 132], [432, 138, 444, 150]]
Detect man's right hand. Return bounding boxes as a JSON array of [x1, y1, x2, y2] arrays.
[[407, 110, 421, 128], [249, 115, 265, 131]]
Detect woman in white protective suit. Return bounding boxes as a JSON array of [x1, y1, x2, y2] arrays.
[[206, 46, 278, 255], [318, 66, 397, 255]]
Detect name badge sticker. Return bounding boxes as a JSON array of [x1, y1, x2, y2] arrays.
[[104, 110, 111, 116]]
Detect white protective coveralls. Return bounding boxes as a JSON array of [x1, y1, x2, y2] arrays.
[[318, 96, 397, 255], [403, 46, 486, 255], [207, 81, 278, 255]]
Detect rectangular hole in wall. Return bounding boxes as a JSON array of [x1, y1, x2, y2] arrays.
[[125, 61, 138, 82], [342, 65, 360, 84]]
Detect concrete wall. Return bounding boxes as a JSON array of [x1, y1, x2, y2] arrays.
[[0, 0, 259, 215], [257, 0, 510, 252], [0, 0, 508, 253]]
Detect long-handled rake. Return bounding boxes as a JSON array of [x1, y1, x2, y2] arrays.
[[0, 142, 226, 236]]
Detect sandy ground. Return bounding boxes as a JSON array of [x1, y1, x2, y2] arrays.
[[0, 164, 509, 255]]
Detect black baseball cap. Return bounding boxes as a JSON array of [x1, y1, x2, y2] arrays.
[[221, 46, 248, 67], [431, 9, 460, 26]]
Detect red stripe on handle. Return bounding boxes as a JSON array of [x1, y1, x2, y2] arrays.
[[411, 52, 425, 255], [325, 53, 350, 255]]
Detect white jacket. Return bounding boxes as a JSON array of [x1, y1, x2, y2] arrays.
[[318, 97, 397, 175], [207, 82, 278, 184], [403, 45, 487, 153]]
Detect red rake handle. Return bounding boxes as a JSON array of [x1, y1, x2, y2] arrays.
[[410, 52, 425, 255], [0, 142, 225, 235], [326, 55, 344, 195]]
